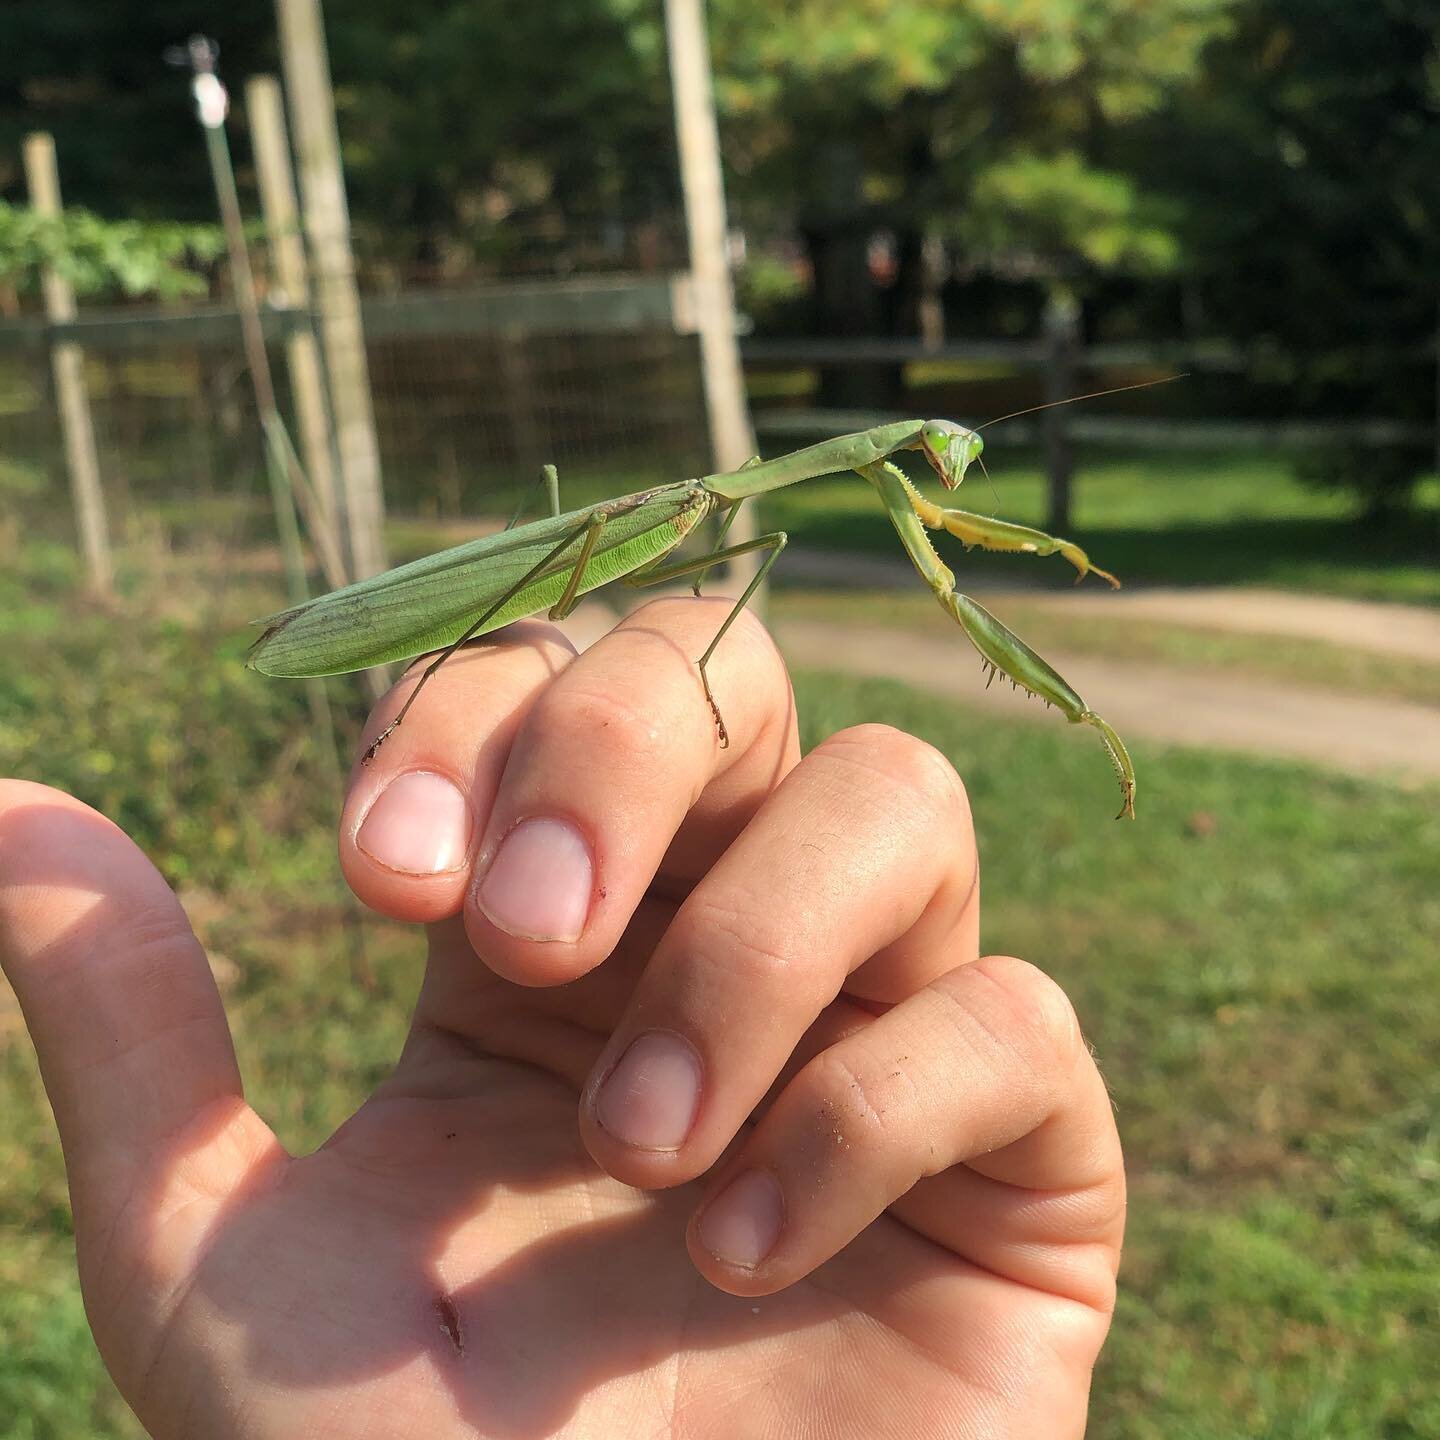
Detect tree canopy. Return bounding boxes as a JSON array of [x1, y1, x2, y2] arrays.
[[2, 0, 1436, 378]]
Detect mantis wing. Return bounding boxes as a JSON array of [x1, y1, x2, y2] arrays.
[[248, 484, 708, 677]]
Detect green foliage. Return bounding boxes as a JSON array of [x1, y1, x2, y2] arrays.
[[323, 0, 675, 262], [959, 150, 1181, 277], [0, 1237, 141, 1440], [1137, 0, 1440, 350], [0, 581, 348, 891], [1296, 439, 1435, 521], [0, 201, 224, 300], [712, 0, 1236, 297]]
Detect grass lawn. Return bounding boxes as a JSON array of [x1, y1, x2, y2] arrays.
[[755, 444, 1440, 606], [1, 565, 1436, 1438]]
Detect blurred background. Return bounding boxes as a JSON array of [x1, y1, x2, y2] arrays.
[[0, 2, 1436, 1436]]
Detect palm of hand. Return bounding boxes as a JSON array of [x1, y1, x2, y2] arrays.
[[3, 607, 1120, 1439], [99, 912, 1098, 1439]]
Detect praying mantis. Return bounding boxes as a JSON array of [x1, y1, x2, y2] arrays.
[[248, 409, 1138, 818]]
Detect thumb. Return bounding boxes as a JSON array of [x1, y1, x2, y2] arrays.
[[0, 781, 282, 1307]]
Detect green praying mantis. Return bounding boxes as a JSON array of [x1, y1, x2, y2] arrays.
[[248, 397, 1144, 818]]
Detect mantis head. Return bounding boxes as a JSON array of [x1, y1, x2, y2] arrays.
[[918, 420, 983, 490]]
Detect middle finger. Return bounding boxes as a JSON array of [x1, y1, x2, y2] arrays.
[[579, 722, 980, 1189], [463, 595, 799, 985]]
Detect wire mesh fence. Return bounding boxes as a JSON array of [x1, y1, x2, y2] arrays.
[[0, 219, 712, 589]]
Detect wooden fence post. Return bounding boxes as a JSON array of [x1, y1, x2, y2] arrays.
[[1043, 289, 1080, 535], [276, 0, 389, 581], [246, 74, 341, 545], [664, 0, 761, 597], [22, 133, 115, 599]]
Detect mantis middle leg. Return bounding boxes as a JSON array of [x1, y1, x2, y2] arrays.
[[625, 528, 788, 746]]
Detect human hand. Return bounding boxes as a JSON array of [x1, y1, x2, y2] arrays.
[[0, 598, 1123, 1438]]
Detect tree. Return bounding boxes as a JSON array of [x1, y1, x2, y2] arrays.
[[0, 201, 223, 301], [708, 1, 1235, 390], [1130, 0, 1440, 513]]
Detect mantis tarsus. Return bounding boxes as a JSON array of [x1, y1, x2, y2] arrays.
[[248, 415, 1137, 818]]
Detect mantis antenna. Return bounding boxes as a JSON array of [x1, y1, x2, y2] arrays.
[[976, 374, 1186, 432], [975, 450, 1001, 508]]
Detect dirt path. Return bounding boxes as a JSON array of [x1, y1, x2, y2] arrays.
[[772, 617, 1440, 786], [781, 550, 1440, 664], [1000, 585, 1440, 664]]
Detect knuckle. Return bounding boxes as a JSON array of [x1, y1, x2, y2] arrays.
[[679, 890, 808, 991], [640, 595, 784, 677], [525, 681, 665, 764], [792, 1046, 899, 1161], [945, 956, 1083, 1087], [818, 724, 968, 819]]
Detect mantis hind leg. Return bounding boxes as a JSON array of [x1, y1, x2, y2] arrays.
[[504, 463, 563, 530], [626, 529, 788, 747]]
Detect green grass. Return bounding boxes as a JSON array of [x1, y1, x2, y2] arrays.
[[1, 566, 1436, 1437], [756, 445, 1440, 605]]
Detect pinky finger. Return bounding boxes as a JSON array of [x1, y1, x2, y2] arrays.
[[686, 956, 1123, 1301]]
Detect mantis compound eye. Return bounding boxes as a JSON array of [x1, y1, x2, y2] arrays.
[[919, 420, 977, 490]]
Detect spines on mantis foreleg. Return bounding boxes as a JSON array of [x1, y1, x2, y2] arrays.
[[945, 592, 1136, 819], [1088, 714, 1136, 821]]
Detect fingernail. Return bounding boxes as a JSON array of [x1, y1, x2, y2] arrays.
[[595, 1031, 702, 1150], [357, 771, 471, 875], [698, 1170, 785, 1268], [477, 817, 593, 942]]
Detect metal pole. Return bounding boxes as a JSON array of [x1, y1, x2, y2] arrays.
[[168, 38, 347, 591], [175, 39, 345, 739]]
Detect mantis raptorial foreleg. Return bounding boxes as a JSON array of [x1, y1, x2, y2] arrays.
[[893, 468, 1119, 587], [362, 508, 605, 762], [626, 528, 789, 746], [860, 461, 1135, 818]]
